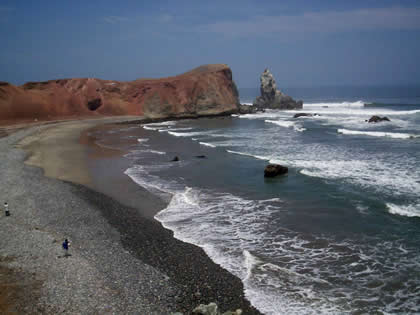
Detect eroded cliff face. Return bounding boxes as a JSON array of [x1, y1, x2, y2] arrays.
[[0, 64, 240, 123]]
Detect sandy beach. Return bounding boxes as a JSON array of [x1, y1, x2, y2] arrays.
[[0, 117, 259, 314]]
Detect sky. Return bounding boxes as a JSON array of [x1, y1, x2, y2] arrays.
[[1, 0, 420, 88]]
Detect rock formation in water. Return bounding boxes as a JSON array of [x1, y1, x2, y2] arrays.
[[264, 164, 288, 177], [367, 115, 390, 123], [253, 69, 302, 110], [293, 113, 320, 118], [0, 64, 240, 123]]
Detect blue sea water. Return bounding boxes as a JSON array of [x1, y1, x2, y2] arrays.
[[108, 86, 419, 314]]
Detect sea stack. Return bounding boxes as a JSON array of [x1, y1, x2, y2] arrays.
[[253, 69, 303, 110]]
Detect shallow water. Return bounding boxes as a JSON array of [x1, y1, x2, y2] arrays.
[[94, 90, 420, 314]]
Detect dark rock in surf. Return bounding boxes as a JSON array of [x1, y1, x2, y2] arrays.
[[253, 69, 303, 110], [195, 155, 207, 159], [264, 164, 288, 177], [238, 104, 257, 114], [171, 156, 179, 162], [368, 115, 390, 123], [238, 104, 265, 114], [293, 113, 320, 118]]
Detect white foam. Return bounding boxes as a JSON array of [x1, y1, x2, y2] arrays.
[[274, 156, 420, 199], [243, 250, 262, 281], [124, 165, 182, 199], [142, 125, 159, 131], [137, 138, 149, 143], [265, 120, 306, 132], [199, 142, 216, 148], [387, 203, 420, 218], [142, 121, 178, 131], [304, 101, 366, 108], [144, 149, 166, 155], [226, 150, 270, 160], [169, 127, 193, 131], [239, 111, 283, 120], [143, 121, 177, 127], [167, 130, 212, 137], [292, 108, 420, 117], [337, 129, 418, 139]]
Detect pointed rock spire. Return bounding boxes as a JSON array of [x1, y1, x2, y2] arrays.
[[253, 68, 302, 110]]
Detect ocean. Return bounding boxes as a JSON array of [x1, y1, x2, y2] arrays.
[[96, 86, 420, 314]]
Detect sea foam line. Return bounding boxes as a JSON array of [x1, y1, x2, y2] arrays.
[[226, 150, 270, 161], [304, 101, 365, 108], [199, 142, 217, 148], [167, 130, 213, 137], [337, 129, 418, 139], [386, 203, 420, 218], [265, 120, 306, 132]]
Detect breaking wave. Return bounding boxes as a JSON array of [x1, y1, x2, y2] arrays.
[[337, 129, 419, 139]]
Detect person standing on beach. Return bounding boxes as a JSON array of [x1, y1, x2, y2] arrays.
[[62, 239, 71, 256], [4, 202, 9, 216]]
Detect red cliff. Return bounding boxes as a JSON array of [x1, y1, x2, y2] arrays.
[[0, 64, 240, 124]]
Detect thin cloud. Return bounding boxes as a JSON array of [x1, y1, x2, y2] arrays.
[[103, 15, 129, 24], [199, 7, 420, 37]]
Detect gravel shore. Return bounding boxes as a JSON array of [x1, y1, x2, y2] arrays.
[[0, 118, 260, 314]]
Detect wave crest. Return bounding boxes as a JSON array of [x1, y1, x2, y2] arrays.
[[337, 129, 418, 139]]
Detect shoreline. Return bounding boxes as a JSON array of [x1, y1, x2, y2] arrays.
[[0, 117, 260, 314]]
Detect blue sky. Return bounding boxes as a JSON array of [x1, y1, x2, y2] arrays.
[[1, 0, 419, 87]]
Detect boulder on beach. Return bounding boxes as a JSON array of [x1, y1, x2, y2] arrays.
[[253, 69, 303, 110], [367, 115, 390, 123], [264, 164, 288, 177]]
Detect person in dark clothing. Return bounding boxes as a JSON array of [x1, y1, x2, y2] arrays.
[[4, 202, 9, 216], [62, 239, 70, 256]]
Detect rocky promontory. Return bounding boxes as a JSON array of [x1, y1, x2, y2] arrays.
[[253, 69, 302, 110], [0, 64, 240, 123]]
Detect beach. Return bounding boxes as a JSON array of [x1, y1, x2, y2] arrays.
[[0, 117, 258, 314]]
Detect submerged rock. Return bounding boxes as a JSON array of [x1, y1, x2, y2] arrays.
[[264, 164, 288, 177], [367, 115, 390, 123], [253, 69, 303, 110]]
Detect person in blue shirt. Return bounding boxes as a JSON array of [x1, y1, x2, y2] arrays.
[[62, 239, 71, 256]]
